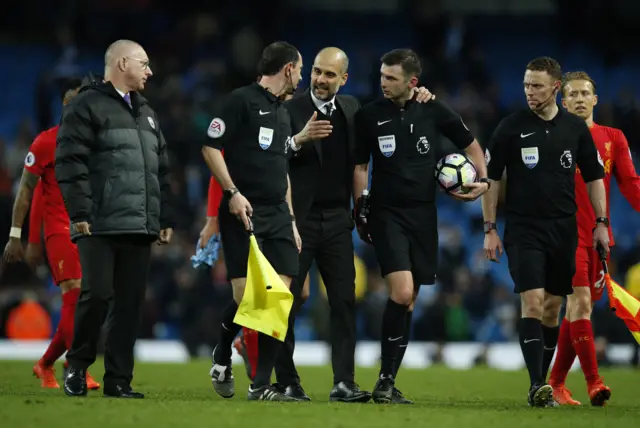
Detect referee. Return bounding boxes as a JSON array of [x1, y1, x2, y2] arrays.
[[202, 41, 302, 402], [55, 40, 174, 398], [482, 57, 609, 407], [353, 48, 489, 404]]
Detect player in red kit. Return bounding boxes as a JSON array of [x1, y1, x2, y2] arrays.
[[548, 71, 640, 406], [2, 78, 99, 390]]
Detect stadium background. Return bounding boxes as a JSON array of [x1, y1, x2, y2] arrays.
[[0, 0, 639, 369]]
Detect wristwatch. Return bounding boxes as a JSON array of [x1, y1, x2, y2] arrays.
[[224, 187, 239, 200], [595, 217, 609, 227], [483, 221, 497, 234], [479, 178, 491, 189]]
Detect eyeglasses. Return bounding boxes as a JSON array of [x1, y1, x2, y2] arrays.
[[124, 56, 151, 71]]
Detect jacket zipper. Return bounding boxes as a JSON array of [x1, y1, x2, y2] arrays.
[[131, 106, 149, 233]]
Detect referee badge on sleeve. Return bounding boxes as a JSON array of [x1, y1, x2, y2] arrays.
[[521, 147, 539, 169], [207, 118, 226, 138], [378, 135, 396, 157]]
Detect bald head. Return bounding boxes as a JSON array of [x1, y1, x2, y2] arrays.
[[315, 47, 349, 74], [310, 47, 349, 101], [104, 39, 144, 68], [103, 39, 152, 93]]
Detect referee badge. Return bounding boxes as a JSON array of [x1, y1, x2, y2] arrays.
[[378, 135, 396, 157], [521, 147, 539, 169], [416, 136, 430, 154]]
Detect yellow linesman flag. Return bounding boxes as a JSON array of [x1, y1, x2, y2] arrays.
[[605, 274, 640, 345], [233, 235, 293, 342]]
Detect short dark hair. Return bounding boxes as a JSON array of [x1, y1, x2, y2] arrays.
[[526, 57, 562, 81], [257, 41, 299, 76], [59, 77, 83, 101], [561, 71, 597, 96], [381, 48, 422, 78]]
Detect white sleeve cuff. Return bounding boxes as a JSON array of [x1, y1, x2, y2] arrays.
[[290, 136, 301, 152]]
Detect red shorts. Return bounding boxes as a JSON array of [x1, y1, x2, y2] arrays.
[[573, 245, 608, 301], [45, 234, 82, 285]]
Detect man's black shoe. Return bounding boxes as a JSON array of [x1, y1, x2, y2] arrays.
[[528, 383, 553, 408], [372, 376, 395, 404], [276, 383, 311, 401], [104, 385, 145, 399], [329, 381, 371, 403], [63, 367, 87, 397], [391, 387, 413, 404]]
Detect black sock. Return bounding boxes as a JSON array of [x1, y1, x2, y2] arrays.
[[253, 332, 282, 388], [214, 301, 241, 364], [541, 324, 560, 381], [380, 298, 408, 378], [519, 317, 544, 386], [394, 311, 413, 378]]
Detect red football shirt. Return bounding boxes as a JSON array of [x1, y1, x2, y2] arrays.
[[575, 123, 640, 247], [23, 126, 71, 238]]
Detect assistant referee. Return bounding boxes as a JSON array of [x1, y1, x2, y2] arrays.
[[482, 57, 609, 408], [202, 41, 302, 402], [353, 48, 489, 404]]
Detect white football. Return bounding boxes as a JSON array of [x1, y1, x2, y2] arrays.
[[435, 153, 478, 195]]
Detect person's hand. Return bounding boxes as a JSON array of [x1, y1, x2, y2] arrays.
[[229, 192, 253, 231], [451, 181, 490, 202], [593, 223, 610, 254], [3, 237, 24, 263], [412, 86, 435, 103], [199, 217, 218, 248], [74, 222, 91, 236], [25, 243, 44, 268], [484, 230, 503, 263], [294, 111, 333, 145], [158, 228, 173, 245], [292, 222, 302, 253]]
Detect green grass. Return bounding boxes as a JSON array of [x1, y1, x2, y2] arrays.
[[1, 361, 639, 428]]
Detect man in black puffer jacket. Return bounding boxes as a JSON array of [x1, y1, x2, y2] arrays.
[[55, 39, 174, 399]]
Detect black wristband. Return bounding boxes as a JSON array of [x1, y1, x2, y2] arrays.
[[224, 188, 239, 199], [479, 177, 491, 189]]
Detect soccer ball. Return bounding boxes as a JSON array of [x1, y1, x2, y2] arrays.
[[435, 153, 478, 195]]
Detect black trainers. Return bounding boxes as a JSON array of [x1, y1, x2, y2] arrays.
[[372, 376, 395, 404], [528, 383, 553, 408], [329, 381, 371, 403], [391, 387, 413, 404], [248, 384, 298, 401], [209, 346, 234, 398]]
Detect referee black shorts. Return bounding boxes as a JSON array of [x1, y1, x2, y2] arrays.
[[368, 204, 438, 286], [219, 201, 299, 280], [504, 215, 577, 297]]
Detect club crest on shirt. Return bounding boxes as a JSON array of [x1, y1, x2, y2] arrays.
[[147, 117, 156, 130], [521, 147, 539, 169], [560, 150, 572, 169], [24, 152, 35, 167], [416, 136, 430, 154], [378, 135, 396, 157]]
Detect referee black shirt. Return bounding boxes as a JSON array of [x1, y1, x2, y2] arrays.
[[486, 107, 604, 219], [354, 99, 474, 207], [205, 82, 292, 204]]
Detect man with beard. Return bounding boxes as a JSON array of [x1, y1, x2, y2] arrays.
[[203, 41, 308, 401]]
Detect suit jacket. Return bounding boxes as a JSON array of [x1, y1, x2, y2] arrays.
[[285, 89, 360, 223]]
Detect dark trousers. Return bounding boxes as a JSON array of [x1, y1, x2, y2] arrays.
[[67, 235, 152, 389], [275, 207, 356, 386]]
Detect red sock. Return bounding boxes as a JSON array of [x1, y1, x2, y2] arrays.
[[549, 320, 575, 385], [60, 288, 80, 350], [243, 327, 259, 380], [570, 319, 599, 385], [40, 328, 67, 367]]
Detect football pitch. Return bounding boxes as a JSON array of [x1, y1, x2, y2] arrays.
[[1, 361, 639, 428]]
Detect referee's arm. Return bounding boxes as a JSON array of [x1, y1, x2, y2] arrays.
[[482, 119, 510, 225], [352, 110, 370, 204]]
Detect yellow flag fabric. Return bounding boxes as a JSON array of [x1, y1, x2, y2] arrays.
[[233, 235, 293, 342], [605, 274, 640, 345]]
